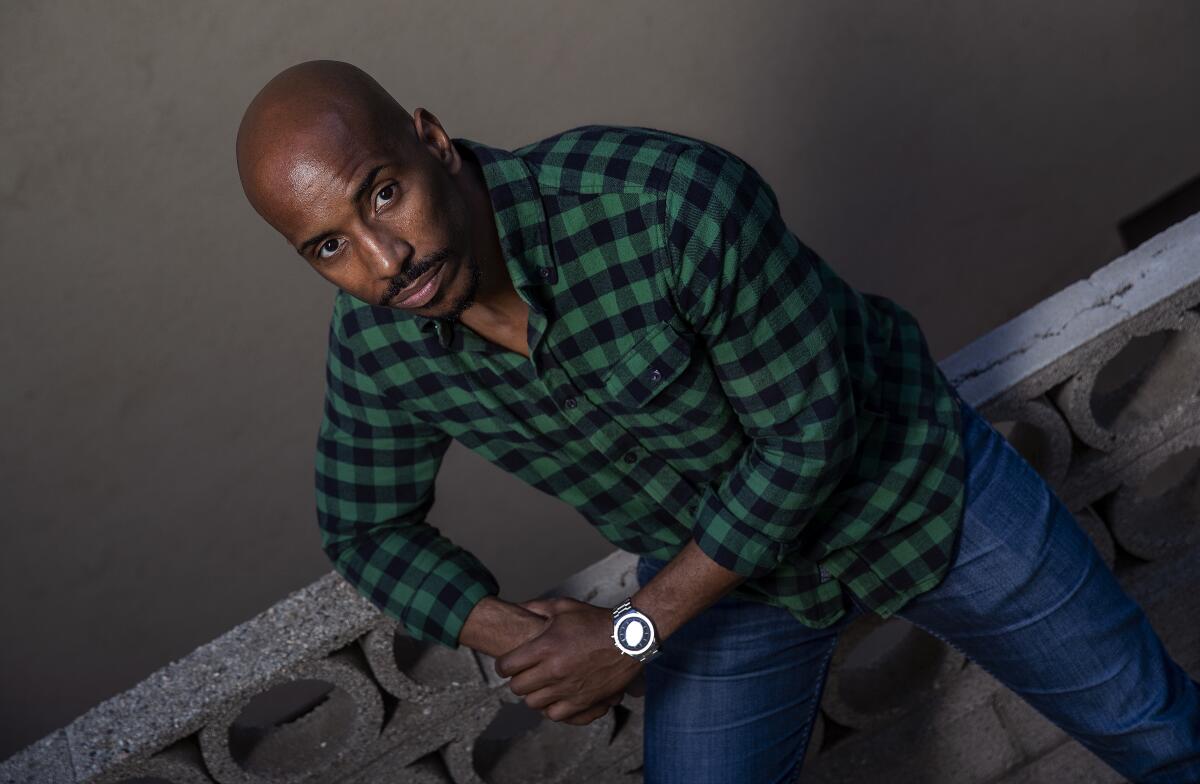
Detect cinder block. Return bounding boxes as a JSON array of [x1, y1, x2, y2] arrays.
[[61, 573, 381, 783], [1124, 544, 1200, 678], [993, 739, 1126, 784], [362, 618, 487, 701], [992, 688, 1069, 759], [985, 395, 1074, 487], [941, 213, 1200, 411], [1052, 309, 1200, 453], [344, 745, 453, 784], [454, 694, 628, 784], [0, 730, 73, 784], [820, 613, 967, 731], [803, 696, 1025, 784], [1071, 505, 1116, 570], [196, 647, 384, 784], [89, 737, 215, 784], [1106, 430, 1200, 560]]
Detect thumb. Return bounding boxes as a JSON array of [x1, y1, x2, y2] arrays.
[[518, 598, 554, 617]]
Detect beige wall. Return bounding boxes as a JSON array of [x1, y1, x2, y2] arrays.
[[2, 0, 1198, 757]]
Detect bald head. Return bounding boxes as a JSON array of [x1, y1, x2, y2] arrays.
[[235, 60, 417, 228], [231, 60, 489, 321]]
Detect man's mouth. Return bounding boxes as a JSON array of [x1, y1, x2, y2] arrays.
[[391, 262, 444, 308]]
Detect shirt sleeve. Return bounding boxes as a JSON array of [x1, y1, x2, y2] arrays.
[[664, 145, 859, 579], [314, 317, 499, 648]]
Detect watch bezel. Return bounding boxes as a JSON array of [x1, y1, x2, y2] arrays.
[[612, 608, 658, 655]]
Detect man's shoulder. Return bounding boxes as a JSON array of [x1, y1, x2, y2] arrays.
[[513, 123, 743, 198]]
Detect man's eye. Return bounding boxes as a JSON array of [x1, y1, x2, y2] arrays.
[[317, 238, 343, 259], [375, 184, 396, 211]]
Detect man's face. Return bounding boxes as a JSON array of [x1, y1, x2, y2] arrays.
[[251, 110, 482, 321]]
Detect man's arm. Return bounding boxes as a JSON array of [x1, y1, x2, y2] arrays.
[[626, 539, 745, 641], [317, 312, 524, 653], [628, 145, 860, 634], [663, 143, 859, 580]]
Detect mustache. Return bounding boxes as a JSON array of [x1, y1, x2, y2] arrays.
[[380, 248, 452, 306]]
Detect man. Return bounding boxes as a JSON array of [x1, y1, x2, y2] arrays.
[[236, 60, 1200, 782]]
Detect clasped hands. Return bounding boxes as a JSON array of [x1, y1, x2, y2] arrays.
[[494, 596, 647, 726]]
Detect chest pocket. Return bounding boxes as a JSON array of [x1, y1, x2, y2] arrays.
[[602, 318, 695, 408]]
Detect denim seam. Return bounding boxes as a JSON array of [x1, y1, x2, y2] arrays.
[[784, 634, 839, 783]]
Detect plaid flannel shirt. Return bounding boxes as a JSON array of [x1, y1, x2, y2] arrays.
[[315, 124, 966, 649]]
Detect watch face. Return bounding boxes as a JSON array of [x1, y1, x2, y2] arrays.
[[616, 613, 654, 654]]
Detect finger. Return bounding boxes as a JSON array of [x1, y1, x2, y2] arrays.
[[494, 639, 546, 679], [542, 699, 592, 723], [561, 702, 610, 726], [523, 684, 563, 712], [507, 665, 559, 698], [518, 599, 554, 616]]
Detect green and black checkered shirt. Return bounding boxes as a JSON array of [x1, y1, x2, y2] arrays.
[[315, 125, 966, 649]]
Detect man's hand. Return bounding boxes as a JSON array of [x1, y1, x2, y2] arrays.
[[495, 597, 646, 726]]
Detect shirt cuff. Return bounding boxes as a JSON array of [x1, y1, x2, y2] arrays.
[[399, 549, 501, 649]]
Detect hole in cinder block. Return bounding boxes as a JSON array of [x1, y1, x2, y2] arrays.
[[1090, 329, 1200, 435], [992, 419, 1055, 477], [473, 699, 585, 784], [816, 711, 857, 751], [836, 618, 947, 716], [404, 747, 454, 780], [1109, 446, 1200, 560], [1135, 445, 1200, 500], [1093, 492, 1153, 574], [609, 703, 632, 745], [228, 678, 354, 777]]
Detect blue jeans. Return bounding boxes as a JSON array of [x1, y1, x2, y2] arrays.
[[635, 396, 1200, 783]]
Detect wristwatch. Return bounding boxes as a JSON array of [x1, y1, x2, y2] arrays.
[[611, 596, 663, 663]]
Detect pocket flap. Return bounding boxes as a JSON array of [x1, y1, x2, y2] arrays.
[[602, 320, 694, 407]]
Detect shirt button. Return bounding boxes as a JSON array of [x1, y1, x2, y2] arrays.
[[623, 450, 638, 464], [649, 368, 663, 383], [564, 396, 577, 409], [538, 266, 551, 278]]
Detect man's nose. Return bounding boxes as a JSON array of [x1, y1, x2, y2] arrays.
[[359, 233, 411, 279]]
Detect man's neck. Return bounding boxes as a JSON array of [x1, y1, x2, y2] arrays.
[[457, 150, 530, 353]]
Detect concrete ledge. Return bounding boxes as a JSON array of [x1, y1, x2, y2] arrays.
[[66, 573, 380, 782], [941, 212, 1200, 411]]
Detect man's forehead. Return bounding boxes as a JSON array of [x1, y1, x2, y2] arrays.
[[260, 112, 373, 185], [249, 112, 399, 231]]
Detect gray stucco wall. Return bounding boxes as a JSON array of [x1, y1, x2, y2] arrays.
[[2, 0, 1199, 757]]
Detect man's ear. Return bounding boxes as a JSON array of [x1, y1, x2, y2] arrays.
[[412, 107, 461, 173]]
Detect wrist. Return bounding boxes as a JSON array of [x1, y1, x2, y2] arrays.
[[630, 539, 747, 643], [459, 596, 549, 658], [610, 596, 665, 663]]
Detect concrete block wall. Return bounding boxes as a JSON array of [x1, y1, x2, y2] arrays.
[[2, 213, 1198, 783]]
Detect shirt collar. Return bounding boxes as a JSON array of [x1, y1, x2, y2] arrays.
[[415, 137, 558, 334]]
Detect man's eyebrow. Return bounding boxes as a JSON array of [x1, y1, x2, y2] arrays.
[[296, 163, 389, 255], [351, 163, 387, 206], [297, 232, 332, 255]]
